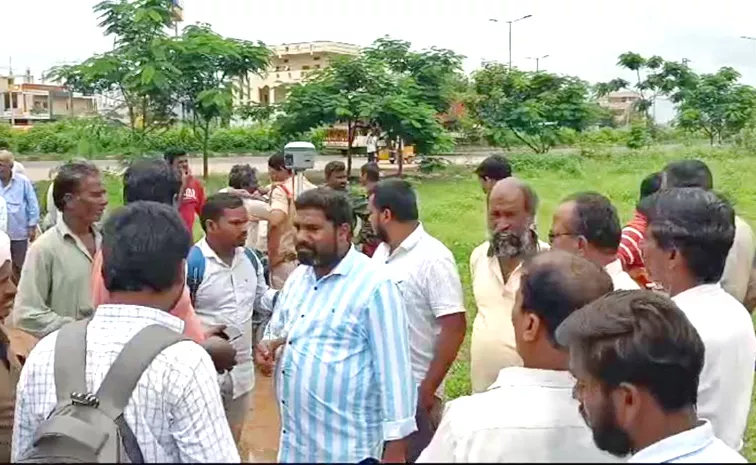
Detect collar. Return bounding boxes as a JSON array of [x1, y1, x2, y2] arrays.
[[94, 304, 185, 334], [629, 420, 716, 463], [387, 223, 426, 259], [672, 283, 722, 303], [488, 366, 575, 391], [197, 237, 243, 267], [604, 259, 624, 278], [55, 218, 101, 260]]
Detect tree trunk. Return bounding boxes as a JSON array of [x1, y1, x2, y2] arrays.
[[203, 120, 211, 180], [346, 120, 354, 177], [397, 138, 404, 176]]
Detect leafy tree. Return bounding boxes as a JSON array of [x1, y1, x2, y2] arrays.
[[470, 64, 598, 153], [173, 23, 269, 177], [47, 0, 180, 153], [674, 67, 756, 145]]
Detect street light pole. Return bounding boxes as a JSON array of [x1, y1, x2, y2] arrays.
[[490, 14, 532, 70], [741, 36, 756, 55], [526, 54, 550, 72]]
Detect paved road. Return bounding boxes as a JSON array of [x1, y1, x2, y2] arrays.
[[20, 153, 496, 182]]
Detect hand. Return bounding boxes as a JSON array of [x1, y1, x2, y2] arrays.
[[418, 383, 436, 415], [28, 227, 38, 243], [204, 324, 228, 340], [382, 440, 407, 463], [255, 340, 276, 376], [180, 168, 190, 187], [203, 336, 237, 374]]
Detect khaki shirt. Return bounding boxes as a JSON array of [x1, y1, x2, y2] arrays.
[[11, 219, 100, 338], [721, 216, 756, 303], [469, 240, 549, 393], [0, 325, 21, 462], [268, 177, 316, 264]]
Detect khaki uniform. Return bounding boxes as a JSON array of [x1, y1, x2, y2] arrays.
[[0, 325, 23, 462]]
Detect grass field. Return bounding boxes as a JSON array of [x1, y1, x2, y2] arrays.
[[40, 147, 756, 459]]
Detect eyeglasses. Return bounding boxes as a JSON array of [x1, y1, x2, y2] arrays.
[[548, 231, 578, 244]]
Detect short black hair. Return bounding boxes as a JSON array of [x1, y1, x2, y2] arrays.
[[361, 162, 380, 183], [200, 193, 245, 232], [163, 147, 187, 166], [475, 155, 512, 180], [268, 153, 290, 172], [640, 172, 662, 200], [228, 164, 258, 190], [52, 161, 101, 211], [556, 290, 705, 412], [646, 188, 734, 284], [371, 179, 419, 222], [663, 159, 713, 190], [123, 158, 180, 205], [521, 250, 613, 347], [102, 201, 192, 293], [562, 192, 621, 253], [294, 186, 353, 229], [325, 161, 346, 179]]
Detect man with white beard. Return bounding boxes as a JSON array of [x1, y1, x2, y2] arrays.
[[469, 177, 549, 393]]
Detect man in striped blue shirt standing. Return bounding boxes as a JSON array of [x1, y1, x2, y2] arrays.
[[256, 187, 417, 463]]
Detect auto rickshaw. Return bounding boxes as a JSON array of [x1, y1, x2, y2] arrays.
[[378, 144, 415, 164]]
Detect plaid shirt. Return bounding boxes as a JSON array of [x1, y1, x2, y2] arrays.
[[12, 304, 239, 463]]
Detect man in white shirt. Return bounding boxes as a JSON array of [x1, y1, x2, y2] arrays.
[[558, 290, 746, 463], [549, 192, 639, 291], [12, 201, 239, 463], [191, 193, 276, 455], [419, 250, 616, 463], [470, 177, 549, 393], [370, 179, 467, 462], [642, 188, 756, 451], [366, 132, 378, 163]]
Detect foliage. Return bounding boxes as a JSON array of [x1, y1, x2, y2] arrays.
[[173, 23, 270, 177], [626, 123, 653, 149], [470, 64, 599, 153], [674, 67, 756, 145], [418, 156, 452, 173]]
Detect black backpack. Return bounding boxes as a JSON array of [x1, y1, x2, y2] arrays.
[[17, 319, 188, 463]]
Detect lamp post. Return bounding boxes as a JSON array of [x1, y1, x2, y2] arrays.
[[525, 54, 550, 72], [490, 14, 533, 70], [741, 36, 756, 56]]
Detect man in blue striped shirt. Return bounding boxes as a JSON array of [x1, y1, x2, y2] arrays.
[[256, 187, 417, 463]]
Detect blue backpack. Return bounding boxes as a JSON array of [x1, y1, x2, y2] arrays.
[[186, 245, 269, 305]]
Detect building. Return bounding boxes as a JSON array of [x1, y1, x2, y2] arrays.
[[0, 74, 97, 127], [237, 41, 360, 106], [598, 90, 642, 126]]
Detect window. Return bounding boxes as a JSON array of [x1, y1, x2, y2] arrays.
[[313, 56, 321, 61], [283, 58, 289, 63], [302, 65, 311, 70], [314, 64, 321, 69]]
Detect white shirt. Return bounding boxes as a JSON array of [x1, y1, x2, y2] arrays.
[[672, 283, 756, 450], [629, 420, 745, 463], [372, 224, 465, 397], [366, 135, 377, 153], [11, 161, 25, 177], [417, 367, 618, 463], [12, 304, 239, 463], [192, 238, 275, 399], [605, 259, 640, 290], [0, 196, 7, 233]]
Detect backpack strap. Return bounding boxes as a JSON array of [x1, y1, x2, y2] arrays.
[[186, 245, 205, 305], [94, 324, 187, 464], [54, 319, 90, 408], [243, 247, 261, 274]]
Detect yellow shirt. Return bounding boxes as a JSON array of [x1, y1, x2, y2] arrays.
[[268, 177, 317, 263], [469, 240, 549, 393]]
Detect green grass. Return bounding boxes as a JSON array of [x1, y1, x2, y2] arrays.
[[406, 150, 756, 460]]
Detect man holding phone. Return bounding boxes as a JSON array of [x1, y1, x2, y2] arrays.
[[190, 193, 277, 457], [165, 148, 206, 232]]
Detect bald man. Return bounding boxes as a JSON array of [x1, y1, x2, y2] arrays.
[[0, 151, 39, 282], [469, 178, 550, 393]]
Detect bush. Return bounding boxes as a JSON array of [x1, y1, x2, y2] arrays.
[[208, 124, 284, 153], [626, 124, 652, 149]]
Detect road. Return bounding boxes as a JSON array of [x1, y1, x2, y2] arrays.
[[20, 153, 496, 182]]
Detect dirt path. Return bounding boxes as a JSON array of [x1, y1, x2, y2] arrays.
[[242, 369, 280, 462]]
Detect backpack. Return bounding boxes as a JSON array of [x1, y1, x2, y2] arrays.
[[17, 319, 188, 463], [186, 245, 269, 305]]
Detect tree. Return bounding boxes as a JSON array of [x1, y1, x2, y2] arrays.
[[675, 67, 756, 145], [596, 52, 695, 128], [470, 64, 599, 153], [47, 0, 180, 153], [173, 24, 269, 178]]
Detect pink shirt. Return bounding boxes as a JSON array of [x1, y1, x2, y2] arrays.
[[90, 250, 206, 343]]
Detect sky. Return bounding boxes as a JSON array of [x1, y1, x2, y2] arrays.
[[4, 0, 756, 122]]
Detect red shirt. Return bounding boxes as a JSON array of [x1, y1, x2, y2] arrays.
[[618, 210, 654, 289], [179, 177, 205, 232]]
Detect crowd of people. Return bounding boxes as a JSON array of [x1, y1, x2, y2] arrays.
[[0, 147, 752, 463]]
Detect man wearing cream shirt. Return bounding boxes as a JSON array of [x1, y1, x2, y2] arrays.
[[470, 178, 549, 393]]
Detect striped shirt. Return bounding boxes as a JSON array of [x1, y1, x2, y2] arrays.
[[264, 246, 417, 462]]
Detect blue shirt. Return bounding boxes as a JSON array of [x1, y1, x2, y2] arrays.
[[0, 173, 40, 241], [629, 420, 745, 463], [264, 247, 417, 463]]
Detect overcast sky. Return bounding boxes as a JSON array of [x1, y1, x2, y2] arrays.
[[5, 0, 756, 122]]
